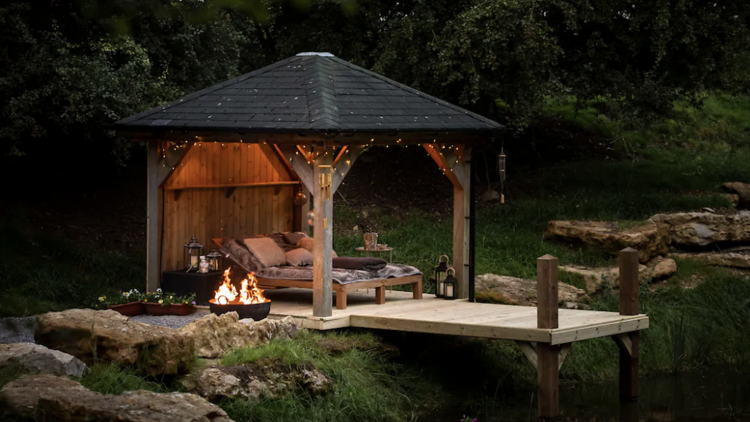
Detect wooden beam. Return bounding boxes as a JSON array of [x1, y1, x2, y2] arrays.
[[558, 344, 571, 370], [619, 248, 640, 402], [537, 343, 561, 420], [536, 254, 560, 420], [516, 341, 538, 370], [453, 145, 470, 299], [156, 142, 192, 187], [537, 255, 559, 329], [422, 144, 463, 189], [147, 142, 162, 293], [164, 181, 299, 191], [278, 145, 315, 194], [332, 145, 364, 193], [313, 153, 334, 317]]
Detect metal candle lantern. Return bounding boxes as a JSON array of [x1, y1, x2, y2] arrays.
[[443, 268, 457, 300], [184, 236, 204, 271], [206, 249, 223, 271], [431, 255, 450, 298], [306, 211, 315, 227], [294, 187, 308, 206]]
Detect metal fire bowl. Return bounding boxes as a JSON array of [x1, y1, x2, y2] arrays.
[[208, 299, 271, 321]]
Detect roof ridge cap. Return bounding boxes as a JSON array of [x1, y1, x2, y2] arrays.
[[303, 57, 340, 130]]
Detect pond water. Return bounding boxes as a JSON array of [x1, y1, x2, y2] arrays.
[[430, 369, 750, 421]]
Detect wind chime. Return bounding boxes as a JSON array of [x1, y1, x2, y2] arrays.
[[498, 145, 507, 204]]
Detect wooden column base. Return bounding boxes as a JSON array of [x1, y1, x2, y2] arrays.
[[537, 343, 561, 420], [375, 286, 386, 304], [615, 332, 639, 401], [336, 291, 347, 310]]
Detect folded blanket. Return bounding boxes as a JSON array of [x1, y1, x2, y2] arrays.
[[332, 257, 387, 271]]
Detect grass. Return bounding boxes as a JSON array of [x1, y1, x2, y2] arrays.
[[218, 330, 444, 422], [0, 220, 144, 317]]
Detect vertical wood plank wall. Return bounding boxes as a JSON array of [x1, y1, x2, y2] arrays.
[[161, 143, 295, 271]]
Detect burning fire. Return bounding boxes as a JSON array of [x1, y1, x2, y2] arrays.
[[214, 267, 268, 305]]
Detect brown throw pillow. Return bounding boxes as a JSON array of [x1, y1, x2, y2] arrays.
[[243, 237, 287, 267], [297, 237, 338, 257], [283, 232, 308, 246], [285, 248, 313, 266]]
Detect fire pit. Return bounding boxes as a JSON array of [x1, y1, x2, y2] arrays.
[[209, 268, 271, 320]]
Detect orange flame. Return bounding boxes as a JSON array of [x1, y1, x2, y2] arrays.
[[213, 267, 268, 305]]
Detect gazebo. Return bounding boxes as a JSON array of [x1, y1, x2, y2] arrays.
[[117, 52, 505, 317]]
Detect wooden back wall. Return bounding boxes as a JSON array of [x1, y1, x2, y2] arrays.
[[161, 143, 296, 270]]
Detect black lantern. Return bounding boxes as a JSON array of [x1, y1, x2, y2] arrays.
[[207, 249, 223, 271], [184, 236, 204, 271], [431, 255, 450, 298], [443, 268, 457, 300]]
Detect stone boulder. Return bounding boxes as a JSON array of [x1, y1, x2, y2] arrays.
[[183, 358, 331, 402], [723, 182, 750, 208], [544, 220, 669, 263], [179, 312, 298, 359], [35, 309, 193, 376], [651, 211, 750, 247], [475, 274, 588, 307], [670, 251, 750, 269], [0, 374, 233, 422], [0, 343, 86, 377], [560, 257, 677, 294]]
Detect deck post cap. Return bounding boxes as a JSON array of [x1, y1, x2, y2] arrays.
[[620, 247, 639, 253], [538, 254, 558, 261]]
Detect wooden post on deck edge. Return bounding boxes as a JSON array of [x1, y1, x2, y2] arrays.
[[537, 254, 560, 420], [618, 248, 640, 401]]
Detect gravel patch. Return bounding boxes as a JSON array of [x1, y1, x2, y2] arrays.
[[0, 311, 210, 345], [130, 309, 210, 329], [0, 317, 36, 344]]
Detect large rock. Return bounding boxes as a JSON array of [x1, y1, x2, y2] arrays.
[[180, 312, 298, 359], [183, 358, 331, 402], [651, 211, 750, 247], [35, 309, 193, 376], [0, 343, 86, 377], [475, 274, 588, 307], [0, 374, 233, 422], [671, 251, 750, 269], [560, 257, 677, 294], [723, 182, 750, 207], [545, 220, 669, 263]]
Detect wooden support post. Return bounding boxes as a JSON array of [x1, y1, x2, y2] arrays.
[[453, 145, 471, 299], [375, 286, 386, 304], [537, 254, 560, 420], [312, 152, 333, 317], [618, 248, 640, 402], [146, 142, 161, 293], [336, 290, 347, 310], [412, 280, 423, 299]]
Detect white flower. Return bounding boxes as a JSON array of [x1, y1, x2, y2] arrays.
[[156, 288, 162, 293]]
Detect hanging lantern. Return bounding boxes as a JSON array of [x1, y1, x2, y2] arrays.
[[183, 236, 204, 271], [430, 255, 450, 298], [443, 268, 457, 300], [307, 210, 315, 226], [206, 249, 223, 271], [294, 187, 308, 206]]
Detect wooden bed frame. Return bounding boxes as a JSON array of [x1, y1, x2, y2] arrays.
[[255, 274, 423, 310], [213, 238, 423, 310]]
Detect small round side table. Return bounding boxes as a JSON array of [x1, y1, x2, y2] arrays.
[[354, 246, 394, 263]]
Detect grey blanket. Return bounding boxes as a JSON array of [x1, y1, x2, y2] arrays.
[[257, 264, 422, 285]]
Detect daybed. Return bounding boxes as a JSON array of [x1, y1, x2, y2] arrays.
[[214, 233, 423, 309]]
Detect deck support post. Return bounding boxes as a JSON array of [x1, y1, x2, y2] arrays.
[[313, 150, 333, 317], [617, 248, 640, 401], [536, 254, 560, 420]]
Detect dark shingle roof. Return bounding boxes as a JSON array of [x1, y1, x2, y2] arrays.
[[116, 53, 504, 133]]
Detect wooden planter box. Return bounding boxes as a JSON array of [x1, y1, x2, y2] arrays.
[[143, 303, 195, 316], [109, 302, 146, 316]]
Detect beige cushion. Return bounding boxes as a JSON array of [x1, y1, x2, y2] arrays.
[[285, 248, 313, 266], [297, 238, 337, 257], [283, 232, 308, 246], [243, 237, 286, 267]]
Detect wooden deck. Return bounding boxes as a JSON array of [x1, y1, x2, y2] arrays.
[[265, 288, 648, 345]]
